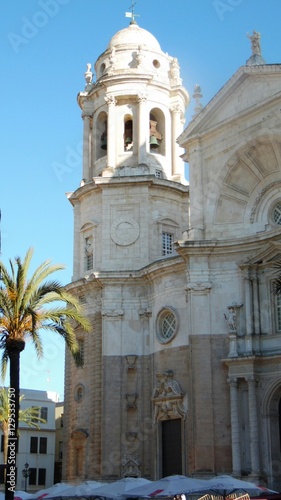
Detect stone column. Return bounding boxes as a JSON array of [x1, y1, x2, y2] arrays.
[[252, 270, 260, 335], [171, 104, 182, 177], [228, 378, 241, 476], [137, 93, 147, 165], [247, 376, 260, 476], [82, 112, 92, 182], [243, 271, 253, 354], [105, 95, 117, 169]]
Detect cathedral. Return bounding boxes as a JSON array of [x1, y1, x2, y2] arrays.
[[62, 16, 281, 491]]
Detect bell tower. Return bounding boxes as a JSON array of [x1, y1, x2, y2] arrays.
[[78, 21, 189, 183], [64, 19, 190, 481]]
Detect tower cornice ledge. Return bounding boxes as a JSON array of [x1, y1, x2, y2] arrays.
[[93, 175, 189, 193]]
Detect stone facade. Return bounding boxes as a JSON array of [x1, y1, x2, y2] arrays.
[[62, 21, 281, 490]]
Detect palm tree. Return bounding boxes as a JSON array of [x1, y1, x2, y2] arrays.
[[0, 248, 91, 500], [0, 387, 46, 465]]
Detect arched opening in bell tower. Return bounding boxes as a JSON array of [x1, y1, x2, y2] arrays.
[[149, 109, 165, 155], [124, 115, 133, 151], [96, 111, 108, 159]]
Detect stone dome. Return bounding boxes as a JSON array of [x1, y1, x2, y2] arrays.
[[107, 23, 161, 51]]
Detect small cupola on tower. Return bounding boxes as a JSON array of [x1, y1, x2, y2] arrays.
[[77, 19, 189, 184]]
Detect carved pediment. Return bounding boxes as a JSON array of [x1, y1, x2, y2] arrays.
[[237, 240, 281, 269]]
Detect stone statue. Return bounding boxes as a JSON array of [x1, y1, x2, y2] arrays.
[[224, 307, 236, 333], [247, 31, 261, 56], [246, 31, 266, 66]]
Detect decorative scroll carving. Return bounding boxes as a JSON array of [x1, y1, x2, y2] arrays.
[[125, 393, 138, 411], [104, 95, 117, 106], [101, 309, 124, 318], [126, 354, 138, 371], [138, 307, 152, 318], [152, 370, 186, 422], [186, 282, 212, 292], [125, 431, 138, 442], [121, 454, 141, 478]]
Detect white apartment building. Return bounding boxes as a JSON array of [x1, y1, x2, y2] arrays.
[[0, 388, 58, 493]]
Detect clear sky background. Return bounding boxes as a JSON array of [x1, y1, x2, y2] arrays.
[[1, 0, 280, 400]]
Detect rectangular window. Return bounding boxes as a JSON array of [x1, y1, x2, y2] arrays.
[[29, 468, 36, 485], [40, 407, 48, 422], [1, 435, 4, 452], [85, 236, 93, 271], [30, 436, 38, 453], [86, 253, 93, 271], [38, 468, 46, 485], [277, 294, 281, 332], [39, 437, 47, 454], [155, 170, 162, 178], [162, 232, 173, 256]]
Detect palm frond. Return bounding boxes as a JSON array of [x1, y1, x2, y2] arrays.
[[0, 248, 90, 369]]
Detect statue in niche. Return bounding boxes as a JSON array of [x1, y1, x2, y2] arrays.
[[224, 306, 236, 333]]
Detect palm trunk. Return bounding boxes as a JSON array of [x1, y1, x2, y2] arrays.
[[3, 422, 8, 465], [5, 340, 25, 500]]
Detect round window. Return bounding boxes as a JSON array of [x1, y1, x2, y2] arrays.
[[272, 202, 281, 226], [156, 307, 178, 344], [153, 59, 160, 69]]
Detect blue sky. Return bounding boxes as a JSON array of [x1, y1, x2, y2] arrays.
[[1, 0, 280, 400]]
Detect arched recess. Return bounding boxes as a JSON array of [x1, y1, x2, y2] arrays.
[[80, 221, 98, 273], [150, 108, 165, 155], [69, 429, 88, 480], [261, 379, 281, 490], [214, 136, 281, 226], [96, 111, 108, 160]]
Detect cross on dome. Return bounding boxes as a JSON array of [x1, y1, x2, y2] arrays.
[[125, 0, 140, 24]]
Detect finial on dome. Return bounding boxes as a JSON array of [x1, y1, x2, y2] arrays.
[[246, 30, 266, 66], [84, 63, 93, 88], [125, 0, 140, 25], [193, 84, 203, 116]]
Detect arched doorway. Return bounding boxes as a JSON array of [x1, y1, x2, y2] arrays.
[[268, 384, 281, 491]]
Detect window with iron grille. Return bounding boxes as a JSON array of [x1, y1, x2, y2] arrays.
[[272, 202, 281, 226], [162, 232, 173, 256], [156, 307, 178, 344], [85, 236, 93, 271]]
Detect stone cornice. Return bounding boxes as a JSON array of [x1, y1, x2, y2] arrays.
[[175, 230, 281, 258]]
